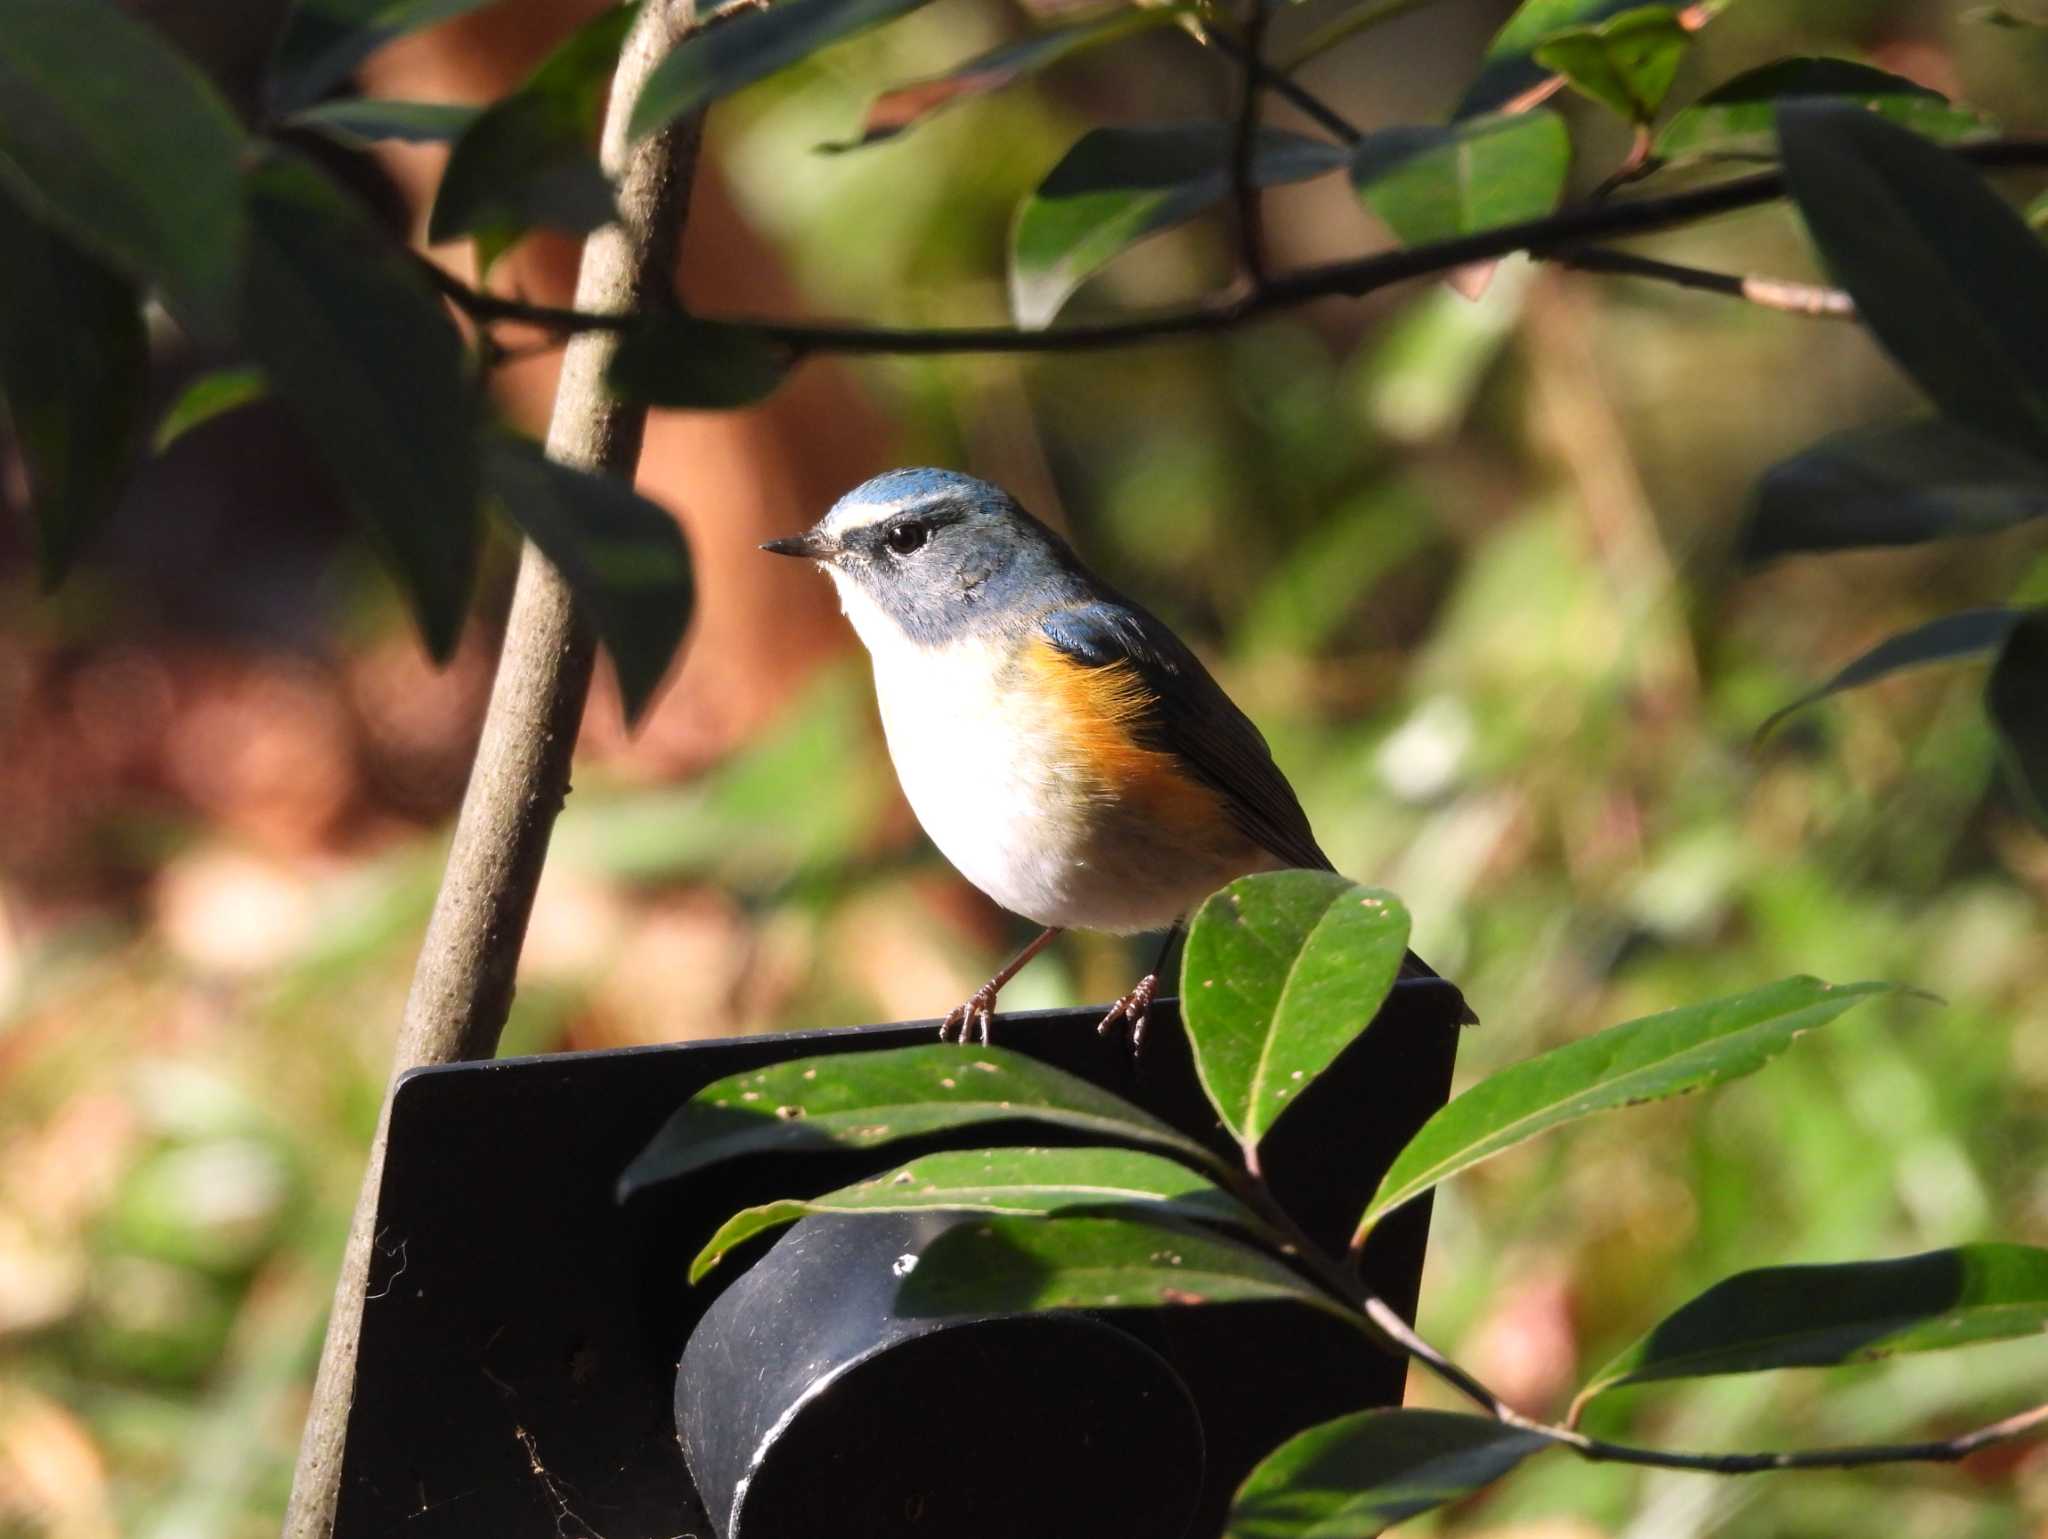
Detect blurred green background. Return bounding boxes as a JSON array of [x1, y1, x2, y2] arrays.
[[2, 0, 2047, 1534]]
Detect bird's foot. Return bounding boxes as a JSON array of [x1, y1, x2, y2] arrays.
[[939, 981, 1002, 1044], [1097, 973, 1160, 1053]]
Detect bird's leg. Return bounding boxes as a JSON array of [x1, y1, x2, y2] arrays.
[[1097, 920, 1185, 1053], [940, 926, 1063, 1044]]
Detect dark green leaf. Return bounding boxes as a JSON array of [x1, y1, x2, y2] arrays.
[[270, 0, 502, 113], [153, 366, 270, 453], [1350, 111, 1570, 247], [1354, 978, 1898, 1245], [287, 97, 481, 147], [1573, 1244, 2048, 1419], [1010, 125, 1345, 330], [482, 434, 692, 724], [1757, 609, 2022, 741], [0, 182, 147, 587], [618, 1044, 1229, 1200], [1531, 5, 1691, 124], [894, 1215, 1343, 1318], [243, 152, 480, 660], [821, 7, 1194, 152], [628, 0, 936, 141], [1455, 0, 1726, 119], [1656, 58, 1992, 163], [604, 312, 795, 408], [1182, 873, 1411, 1156], [1745, 417, 2048, 562], [0, 0, 246, 342], [1779, 102, 2048, 465], [1987, 608, 2048, 825], [1225, 1410, 1552, 1539], [429, 5, 637, 272], [689, 1145, 1266, 1282]]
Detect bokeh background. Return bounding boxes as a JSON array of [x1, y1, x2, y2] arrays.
[[3, 0, 2047, 1534]]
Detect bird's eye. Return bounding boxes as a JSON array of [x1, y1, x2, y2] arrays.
[[883, 520, 928, 555]]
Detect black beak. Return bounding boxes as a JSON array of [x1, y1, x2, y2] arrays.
[[760, 531, 833, 559]]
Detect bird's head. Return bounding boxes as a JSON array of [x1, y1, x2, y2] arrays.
[[762, 468, 1081, 649]]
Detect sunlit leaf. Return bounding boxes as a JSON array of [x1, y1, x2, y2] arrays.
[[618, 1044, 1228, 1201], [1225, 1410, 1552, 1539], [287, 97, 480, 148], [604, 311, 796, 408], [822, 7, 1193, 152], [1182, 873, 1411, 1156], [1987, 608, 2048, 825], [483, 434, 692, 724], [1010, 125, 1345, 330], [243, 152, 481, 660], [0, 0, 246, 342], [1531, 4, 1691, 124], [1756, 609, 2022, 741], [1455, 0, 1728, 119], [629, 0, 937, 141], [0, 181, 146, 587], [270, 0, 502, 113], [1353, 978, 1898, 1245], [1573, 1244, 2048, 1420], [894, 1215, 1344, 1318], [1745, 417, 2048, 562], [1779, 102, 2048, 466], [689, 1145, 1265, 1282], [429, 4, 638, 272], [153, 366, 269, 454], [1656, 58, 1993, 163], [1350, 111, 1569, 247]]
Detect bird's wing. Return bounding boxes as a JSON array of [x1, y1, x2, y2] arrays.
[[1037, 601, 1334, 873]]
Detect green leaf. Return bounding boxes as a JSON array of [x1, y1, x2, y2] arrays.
[[1350, 111, 1570, 247], [1779, 101, 2048, 466], [287, 97, 481, 148], [1757, 609, 2022, 741], [821, 8, 1194, 152], [270, 0, 502, 113], [243, 152, 481, 660], [618, 1044, 1229, 1201], [0, 182, 147, 588], [1573, 1244, 2048, 1419], [0, 0, 246, 343], [1181, 872, 1411, 1156], [1987, 608, 2048, 825], [1225, 1409, 1552, 1539], [604, 311, 796, 408], [1745, 417, 2048, 562], [689, 1145, 1266, 1282], [428, 5, 637, 273], [152, 366, 270, 454], [894, 1215, 1344, 1318], [1354, 977, 1897, 1245], [1531, 5, 1691, 124], [1455, 0, 1726, 119], [1010, 125, 1345, 330], [1656, 58, 1993, 164], [628, 0, 937, 142], [482, 434, 693, 724]]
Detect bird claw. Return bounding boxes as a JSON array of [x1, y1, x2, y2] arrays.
[[1096, 973, 1159, 1053], [939, 984, 1001, 1044]]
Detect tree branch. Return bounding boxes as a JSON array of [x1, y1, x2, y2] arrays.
[[1556, 245, 1855, 317], [282, 6, 705, 1535], [1229, 0, 1273, 285]]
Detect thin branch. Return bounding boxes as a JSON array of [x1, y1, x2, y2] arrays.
[[1556, 246, 1855, 318], [427, 136, 2048, 358], [1229, 0, 1274, 285]]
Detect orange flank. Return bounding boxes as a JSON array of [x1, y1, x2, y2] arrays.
[[1018, 635, 1226, 839]]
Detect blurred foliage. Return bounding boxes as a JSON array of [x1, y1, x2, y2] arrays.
[[1, 0, 2047, 1535]]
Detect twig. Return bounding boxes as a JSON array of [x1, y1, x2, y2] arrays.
[[1229, 0, 1273, 285], [281, 5, 706, 1536], [1556, 246, 1855, 317]]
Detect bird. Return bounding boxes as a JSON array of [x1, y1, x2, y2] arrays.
[[762, 468, 1474, 1047]]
